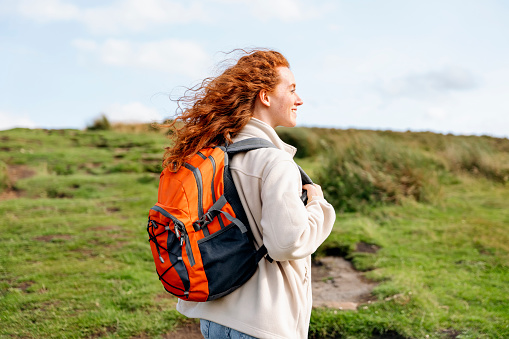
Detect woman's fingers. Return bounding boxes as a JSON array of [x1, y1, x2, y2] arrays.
[[302, 183, 323, 200]]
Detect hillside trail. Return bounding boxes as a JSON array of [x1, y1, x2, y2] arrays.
[[168, 254, 377, 338]]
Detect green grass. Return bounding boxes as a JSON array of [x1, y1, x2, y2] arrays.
[[0, 128, 188, 338], [1, 126, 508, 338], [306, 175, 509, 338], [0, 174, 189, 337]]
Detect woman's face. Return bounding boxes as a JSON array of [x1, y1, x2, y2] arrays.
[[266, 67, 304, 128]]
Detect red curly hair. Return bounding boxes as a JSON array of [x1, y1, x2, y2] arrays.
[[163, 49, 290, 171]]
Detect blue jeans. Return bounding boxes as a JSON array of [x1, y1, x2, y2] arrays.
[[200, 319, 258, 339]]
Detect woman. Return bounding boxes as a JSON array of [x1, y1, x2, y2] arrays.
[[164, 49, 336, 339]]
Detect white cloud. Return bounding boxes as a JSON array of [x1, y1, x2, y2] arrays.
[[0, 110, 37, 130], [72, 38, 209, 78], [71, 39, 97, 51], [17, 0, 79, 22], [378, 66, 478, 100], [14, 0, 331, 31], [104, 102, 163, 123], [243, 0, 332, 22], [16, 0, 208, 33], [80, 0, 208, 33], [251, 0, 304, 21], [426, 107, 447, 120]]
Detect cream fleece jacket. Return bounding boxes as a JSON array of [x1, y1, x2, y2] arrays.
[[177, 118, 336, 339]]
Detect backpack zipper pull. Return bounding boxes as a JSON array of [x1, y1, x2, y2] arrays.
[[156, 244, 164, 264], [175, 224, 184, 246], [174, 224, 180, 239]]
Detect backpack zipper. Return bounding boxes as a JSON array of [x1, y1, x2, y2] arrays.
[[150, 205, 196, 267], [175, 220, 195, 267]]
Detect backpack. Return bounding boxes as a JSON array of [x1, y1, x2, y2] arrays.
[[147, 137, 312, 302]]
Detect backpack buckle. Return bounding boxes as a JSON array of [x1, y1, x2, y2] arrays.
[[193, 211, 215, 231], [203, 212, 213, 224]]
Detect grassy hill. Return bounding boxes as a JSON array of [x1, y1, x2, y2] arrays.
[[1, 124, 508, 338]]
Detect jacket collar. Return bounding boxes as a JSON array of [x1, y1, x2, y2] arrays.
[[233, 118, 297, 157]]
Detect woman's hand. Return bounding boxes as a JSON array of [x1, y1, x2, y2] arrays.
[[302, 183, 323, 203]]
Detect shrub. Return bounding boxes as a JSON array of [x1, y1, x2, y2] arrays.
[[277, 127, 319, 158], [442, 139, 509, 183], [87, 114, 111, 131], [317, 135, 442, 212]]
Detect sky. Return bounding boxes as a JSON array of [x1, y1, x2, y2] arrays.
[[1, 0, 508, 138]]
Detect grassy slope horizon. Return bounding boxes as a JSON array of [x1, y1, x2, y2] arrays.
[[1, 123, 508, 338]]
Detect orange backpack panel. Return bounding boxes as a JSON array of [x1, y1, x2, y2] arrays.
[[147, 141, 271, 301]]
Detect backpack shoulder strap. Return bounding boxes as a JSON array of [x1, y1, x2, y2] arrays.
[[227, 137, 313, 185], [226, 137, 276, 155], [224, 136, 314, 262]]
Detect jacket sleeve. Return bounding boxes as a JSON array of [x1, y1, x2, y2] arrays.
[[260, 158, 336, 261]]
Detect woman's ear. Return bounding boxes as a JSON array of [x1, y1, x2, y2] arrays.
[[258, 89, 270, 107]]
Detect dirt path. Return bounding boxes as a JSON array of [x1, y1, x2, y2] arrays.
[[162, 322, 203, 338], [312, 256, 377, 310]]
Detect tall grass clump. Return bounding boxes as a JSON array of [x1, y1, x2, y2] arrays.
[[317, 135, 442, 212], [87, 114, 111, 131], [110, 122, 169, 134], [442, 138, 509, 183]]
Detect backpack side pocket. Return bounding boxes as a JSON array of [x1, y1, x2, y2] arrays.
[[148, 207, 191, 299], [197, 222, 258, 300]]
